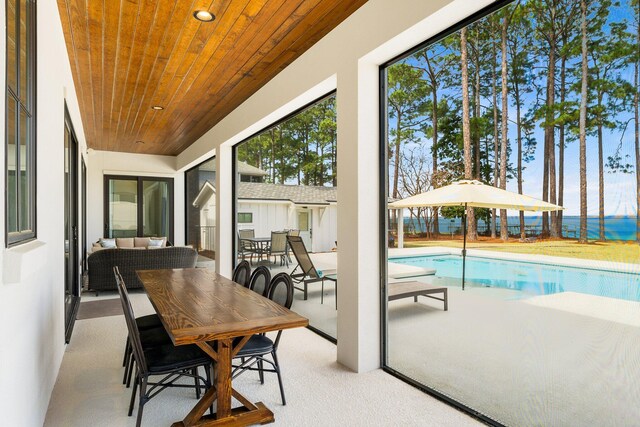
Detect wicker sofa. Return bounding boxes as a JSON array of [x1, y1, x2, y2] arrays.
[[87, 246, 198, 294]]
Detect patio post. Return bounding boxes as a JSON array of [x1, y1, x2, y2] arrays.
[[462, 202, 467, 291], [397, 208, 404, 249]]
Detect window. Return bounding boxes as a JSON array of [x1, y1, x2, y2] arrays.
[[104, 176, 174, 242], [237, 213, 253, 224], [381, 0, 639, 425], [6, 0, 36, 246], [234, 91, 338, 341], [185, 157, 215, 256]]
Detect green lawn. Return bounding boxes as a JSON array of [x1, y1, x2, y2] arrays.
[[403, 238, 640, 264]]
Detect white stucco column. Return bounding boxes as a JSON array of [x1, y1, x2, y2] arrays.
[[215, 144, 234, 278], [336, 58, 381, 373]]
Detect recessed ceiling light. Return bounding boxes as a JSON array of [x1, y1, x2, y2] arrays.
[[193, 10, 215, 22], [151, 105, 164, 110]]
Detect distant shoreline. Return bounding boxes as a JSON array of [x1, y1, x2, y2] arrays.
[[401, 215, 639, 241]]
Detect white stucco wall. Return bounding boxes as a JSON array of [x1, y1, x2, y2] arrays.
[[0, 1, 87, 425], [86, 150, 185, 250], [176, 0, 494, 372]]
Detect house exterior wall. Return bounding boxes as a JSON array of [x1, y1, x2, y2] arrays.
[[237, 201, 337, 253], [0, 1, 87, 425]]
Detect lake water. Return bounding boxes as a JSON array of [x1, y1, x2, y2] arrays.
[[403, 215, 638, 241]]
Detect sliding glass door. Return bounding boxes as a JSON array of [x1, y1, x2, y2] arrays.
[[64, 108, 80, 343], [104, 175, 173, 242], [185, 157, 216, 260]]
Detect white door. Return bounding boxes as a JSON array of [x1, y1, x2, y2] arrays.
[[297, 209, 312, 250]]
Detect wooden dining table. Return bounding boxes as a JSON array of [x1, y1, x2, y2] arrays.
[[137, 268, 308, 427]]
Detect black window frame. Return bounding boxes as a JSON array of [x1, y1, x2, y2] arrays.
[[103, 175, 175, 243], [232, 90, 337, 268], [184, 155, 216, 252], [378, 1, 512, 425], [5, 0, 37, 247]]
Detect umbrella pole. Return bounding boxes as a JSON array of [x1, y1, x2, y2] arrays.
[[462, 203, 467, 291]]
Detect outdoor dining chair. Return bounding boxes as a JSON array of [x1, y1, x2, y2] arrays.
[[248, 265, 271, 296], [231, 272, 294, 405], [287, 235, 337, 308], [238, 229, 258, 263], [232, 260, 252, 287], [114, 267, 213, 427], [266, 231, 289, 268]]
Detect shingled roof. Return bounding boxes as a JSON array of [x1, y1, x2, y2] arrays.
[[237, 161, 269, 176], [237, 182, 337, 205]]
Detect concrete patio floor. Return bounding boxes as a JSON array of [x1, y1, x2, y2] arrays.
[[73, 248, 640, 425]]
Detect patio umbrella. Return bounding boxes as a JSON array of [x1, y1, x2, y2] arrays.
[[389, 180, 564, 290]]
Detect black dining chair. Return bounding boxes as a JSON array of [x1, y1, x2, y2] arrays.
[[231, 272, 294, 405], [248, 265, 271, 296], [114, 267, 213, 427], [232, 260, 251, 287]]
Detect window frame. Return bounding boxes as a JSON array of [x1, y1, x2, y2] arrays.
[[378, 0, 512, 424], [5, 0, 37, 247], [237, 212, 253, 224], [232, 90, 337, 268], [103, 175, 175, 243], [184, 155, 216, 251]]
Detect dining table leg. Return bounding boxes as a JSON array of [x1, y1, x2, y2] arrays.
[[173, 338, 275, 427]]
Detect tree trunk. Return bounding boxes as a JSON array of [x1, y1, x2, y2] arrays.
[[474, 58, 481, 181], [392, 107, 402, 200], [431, 78, 440, 236], [499, 15, 509, 241], [332, 130, 337, 187], [597, 118, 605, 241], [579, 0, 588, 244], [547, 37, 558, 237], [516, 95, 525, 239], [270, 129, 275, 184], [491, 38, 499, 239], [391, 108, 403, 228], [461, 28, 477, 240], [558, 55, 566, 237], [635, 12, 640, 243]]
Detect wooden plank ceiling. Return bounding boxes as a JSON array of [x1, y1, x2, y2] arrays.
[[57, 0, 367, 156]]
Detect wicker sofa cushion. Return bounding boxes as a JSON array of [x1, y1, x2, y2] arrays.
[[92, 236, 168, 252]]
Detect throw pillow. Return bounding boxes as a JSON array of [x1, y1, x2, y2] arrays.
[[116, 237, 134, 248], [134, 237, 150, 248], [149, 237, 166, 247], [148, 238, 164, 248], [99, 238, 116, 248]]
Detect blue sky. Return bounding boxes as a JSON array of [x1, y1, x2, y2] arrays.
[[388, 0, 638, 217]]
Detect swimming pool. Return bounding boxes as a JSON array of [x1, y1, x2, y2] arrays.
[[390, 254, 640, 302]]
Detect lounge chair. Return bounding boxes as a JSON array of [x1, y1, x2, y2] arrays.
[[388, 281, 448, 311], [286, 235, 337, 309]]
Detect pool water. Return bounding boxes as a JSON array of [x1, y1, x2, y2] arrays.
[[391, 254, 640, 302]]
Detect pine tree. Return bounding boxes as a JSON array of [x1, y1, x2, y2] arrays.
[[461, 27, 478, 240]]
